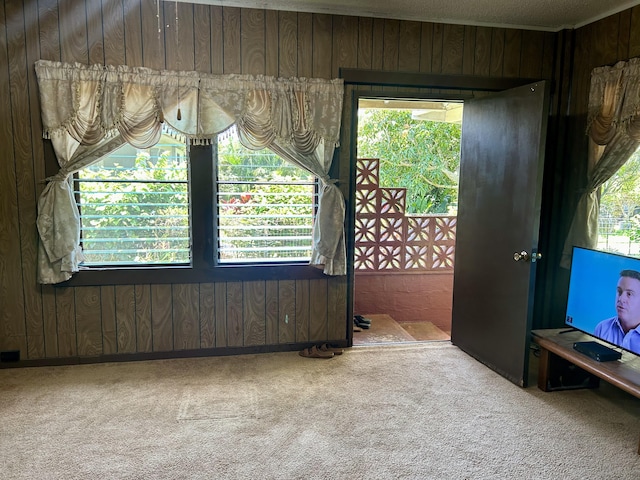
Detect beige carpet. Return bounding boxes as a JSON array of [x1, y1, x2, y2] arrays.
[[2, 343, 640, 479]]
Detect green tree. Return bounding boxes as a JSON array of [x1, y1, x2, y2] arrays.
[[78, 143, 189, 264], [600, 148, 640, 244], [357, 109, 461, 214]]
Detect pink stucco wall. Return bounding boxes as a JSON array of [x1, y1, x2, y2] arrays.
[[354, 273, 453, 333]]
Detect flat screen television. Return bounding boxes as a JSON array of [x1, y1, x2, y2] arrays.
[[565, 246, 640, 357]]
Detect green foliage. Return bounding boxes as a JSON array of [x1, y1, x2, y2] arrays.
[[599, 148, 640, 255], [217, 135, 314, 261], [78, 143, 189, 265], [357, 109, 461, 214]]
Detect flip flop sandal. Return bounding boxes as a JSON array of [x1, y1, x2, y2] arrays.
[[318, 343, 344, 355], [299, 345, 334, 359]]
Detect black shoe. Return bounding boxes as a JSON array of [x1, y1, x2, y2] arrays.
[[354, 316, 371, 329], [354, 315, 371, 325]]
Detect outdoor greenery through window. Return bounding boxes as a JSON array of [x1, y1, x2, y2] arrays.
[[357, 103, 461, 214], [216, 127, 317, 263], [598, 146, 640, 257], [76, 136, 189, 266]]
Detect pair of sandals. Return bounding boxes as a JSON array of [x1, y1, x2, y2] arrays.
[[354, 315, 371, 331], [299, 344, 344, 359]]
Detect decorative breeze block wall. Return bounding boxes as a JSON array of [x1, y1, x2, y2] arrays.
[[355, 158, 456, 273]]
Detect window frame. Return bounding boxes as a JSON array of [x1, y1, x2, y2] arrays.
[[60, 144, 326, 287]]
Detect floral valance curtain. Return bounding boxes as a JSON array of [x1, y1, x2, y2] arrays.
[[34, 60, 345, 284], [561, 58, 640, 268]]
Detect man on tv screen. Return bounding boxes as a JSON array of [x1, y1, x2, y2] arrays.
[[595, 269, 640, 354]]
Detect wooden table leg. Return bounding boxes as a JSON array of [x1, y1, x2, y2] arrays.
[[537, 347, 551, 391]]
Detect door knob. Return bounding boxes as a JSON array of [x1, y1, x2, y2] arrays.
[[513, 251, 530, 262], [513, 251, 543, 263]]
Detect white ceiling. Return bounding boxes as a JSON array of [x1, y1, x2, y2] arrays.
[[180, 0, 640, 32]]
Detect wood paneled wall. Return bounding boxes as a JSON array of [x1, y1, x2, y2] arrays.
[[1, 0, 563, 363]]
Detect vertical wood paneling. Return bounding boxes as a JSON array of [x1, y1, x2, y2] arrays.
[[172, 284, 199, 350], [520, 30, 545, 79], [382, 19, 400, 71], [194, 3, 212, 73], [16, 0, 46, 360], [278, 280, 295, 343], [279, 11, 297, 77], [265, 280, 279, 344], [312, 14, 332, 78], [42, 286, 58, 357], [223, 7, 241, 73], [1, 1, 26, 353], [135, 285, 152, 353], [265, 10, 279, 76], [75, 286, 102, 356], [200, 283, 216, 348], [123, 0, 143, 67], [332, 15, 358, 78], [419, 23, 433, 73], [371, 18, 384, 71], [431, 23, 443, 73], [327, 276, 346, 340], [242, 9, 266, 75], [141, 0, 164, 69], [593, 13, 621, 65], [629, 6, 640, 58], [503, 29, 522, 77], [441, 24, 465, 74], [115, 285, 136, 353], [298, 13, 313, 77], [151, 284, 173, 352], [490, 28, 505, 76], [210, 6, 224, 74], [357, 17, 373, 69], [101, 285, 117, 354], [295, 279, 310, 342], [165, 2, 195, 71], [541, 32, 556, 80], [87, 1, 105, 64], [38, 0, 61, 61], [243, 281, 266, 345], [462, 26, 477, 75], [214, 282, 228, 347], [309, 279, 328, 340], [226, 282, 243, 346], [474, 26, 492, 76], [56, 287, 77, 356], [58, 0, 88, 62], [398, 21, 421, 72], [102, 0, 126, 65], [617, 10, 631, 60]]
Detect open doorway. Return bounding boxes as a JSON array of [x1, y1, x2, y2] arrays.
[[352, 97, 463, 345]]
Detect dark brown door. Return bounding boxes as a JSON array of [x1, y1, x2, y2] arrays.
[[450, 81, 550, 387]]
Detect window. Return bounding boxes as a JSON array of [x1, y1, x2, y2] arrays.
[[216, 127, 317, 263], [598, 146, 640, 257], [76, 135, 190, 266], [75, 130, 316, 270]]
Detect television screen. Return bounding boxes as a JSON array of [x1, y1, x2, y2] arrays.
[[565, 246, 640, 356]]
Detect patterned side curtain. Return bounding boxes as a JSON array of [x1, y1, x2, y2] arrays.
[[34, 60, 345, 284], [562, 58, 640, 268]]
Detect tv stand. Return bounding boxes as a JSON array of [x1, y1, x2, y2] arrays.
[[532, 329, 640, 454]]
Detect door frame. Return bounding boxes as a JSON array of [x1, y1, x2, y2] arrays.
[[341, 70, 549, 346]]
